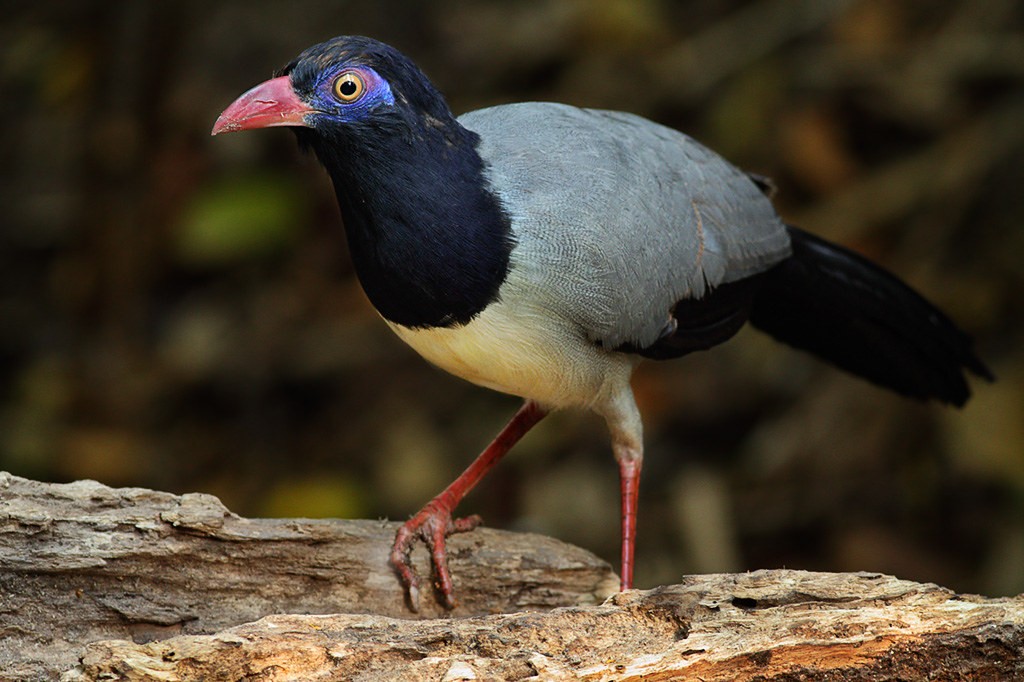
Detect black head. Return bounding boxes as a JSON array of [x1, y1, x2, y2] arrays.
[[282, 36, 454, 129], [212, 35, 465, 151], [213, 36, 514, 329]]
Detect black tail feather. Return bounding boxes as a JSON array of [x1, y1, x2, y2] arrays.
[[749, 226, 992, 406]]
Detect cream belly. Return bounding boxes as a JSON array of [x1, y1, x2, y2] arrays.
[[386, 299, 635, 411]]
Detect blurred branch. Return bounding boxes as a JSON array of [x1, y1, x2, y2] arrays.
[[790, 96, 1024, 242], [816, 0, 1024, 124], [654, 0, 855, 100]]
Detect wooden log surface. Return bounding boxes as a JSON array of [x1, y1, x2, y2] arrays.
[[68, 572, 1024, 681], [2, 472, 1023, 681], [0, 473, 615, 680]]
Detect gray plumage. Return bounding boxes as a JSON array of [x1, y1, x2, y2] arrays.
[[462, 102, 791, 351]]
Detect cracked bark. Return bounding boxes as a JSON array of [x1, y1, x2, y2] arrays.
[[1, 473, 1022, 681]]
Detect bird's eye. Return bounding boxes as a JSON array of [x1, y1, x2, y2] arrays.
[[333, 71, 366, 103]]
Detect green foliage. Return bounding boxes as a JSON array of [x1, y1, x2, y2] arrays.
[[174, 174, 306, 266], [259, 475, 368, 519]]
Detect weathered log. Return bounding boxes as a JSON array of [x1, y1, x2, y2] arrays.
[[3, 473, 1023, 681], [0, 473, 615, 680], [66, 571, 1024, 681]]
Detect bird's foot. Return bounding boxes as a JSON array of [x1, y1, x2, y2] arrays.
[[389, 497, 482, 612]]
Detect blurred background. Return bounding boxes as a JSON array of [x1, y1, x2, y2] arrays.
[[2, 0, 1022, 596]]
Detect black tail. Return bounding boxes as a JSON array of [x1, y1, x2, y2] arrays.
[[749, 226, 993, 406]]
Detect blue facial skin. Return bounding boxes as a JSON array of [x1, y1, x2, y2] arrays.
[[304, 65, 396, 126], [280, 37, 515, 330]]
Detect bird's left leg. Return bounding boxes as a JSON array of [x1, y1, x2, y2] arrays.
[[601, 387, 644, 591], [390, 400, 548, 611]]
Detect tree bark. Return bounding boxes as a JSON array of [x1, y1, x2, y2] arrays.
[[69, 573, 1024, 682], [2, 473, 1022, 681], [0, 473, 615, 680]]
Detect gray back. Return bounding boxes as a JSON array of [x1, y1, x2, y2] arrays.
[[460, 103, 791, 350]]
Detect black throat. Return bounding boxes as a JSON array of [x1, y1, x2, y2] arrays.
[[299, 112, 514, 329]]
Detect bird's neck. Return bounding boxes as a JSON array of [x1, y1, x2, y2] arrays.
[[308, 119, 513, 329]]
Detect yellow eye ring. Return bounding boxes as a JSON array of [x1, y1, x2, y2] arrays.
[[333, 71, 366, 102]]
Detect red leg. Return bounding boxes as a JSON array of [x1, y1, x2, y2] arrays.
[[604, 389, 644, 592], [618, 458, 641, 590], [390, 400, 547, 611]]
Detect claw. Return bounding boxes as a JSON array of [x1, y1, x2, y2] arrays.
[[386, 401, 548, 611], [406, 582, 421, 613], [389, 500, 482, 610]]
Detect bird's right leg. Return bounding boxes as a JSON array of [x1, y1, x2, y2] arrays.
[[389, 399, 548, 611], [600, 386, 644, 591]]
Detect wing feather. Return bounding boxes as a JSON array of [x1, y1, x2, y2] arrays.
[[460, 103, 790, 350]]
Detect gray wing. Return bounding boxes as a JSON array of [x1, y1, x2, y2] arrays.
[[459, 102, 791, 351]]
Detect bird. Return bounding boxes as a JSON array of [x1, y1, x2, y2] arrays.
[[212, 35, 992, 611]]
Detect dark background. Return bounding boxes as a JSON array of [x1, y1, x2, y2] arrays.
[[2, 0, 1022, 596]]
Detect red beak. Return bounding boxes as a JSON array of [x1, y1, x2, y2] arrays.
[[211, 76, 314, 135]]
